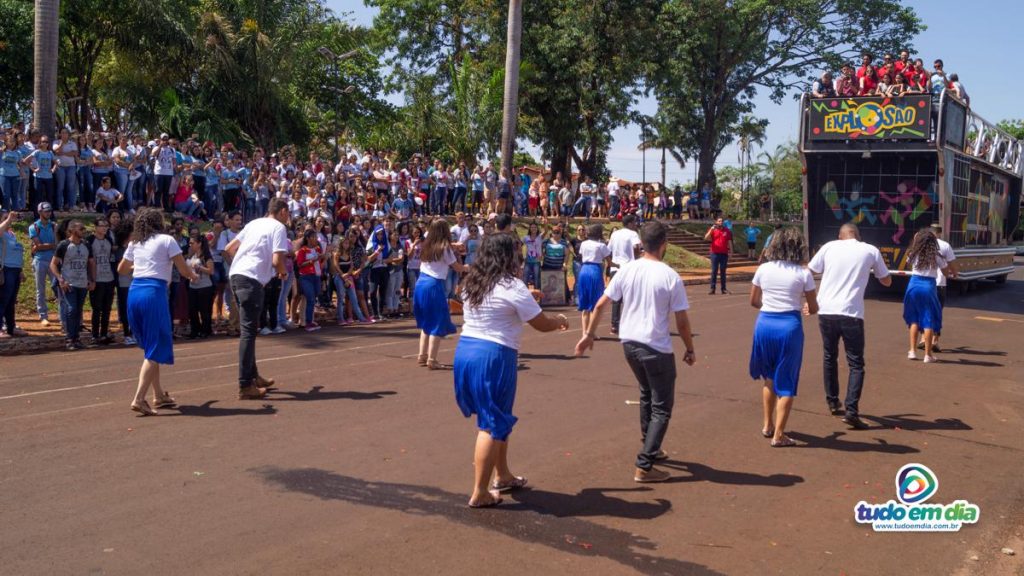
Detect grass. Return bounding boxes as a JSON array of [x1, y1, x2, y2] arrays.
[[675, 220, 782, 255]]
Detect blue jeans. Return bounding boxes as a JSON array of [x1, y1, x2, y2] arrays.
[[819, 315, 866, 417], [112, 170, 129, 209], [76, 166, 93, 206], [524, 261, 540, 287], [298, 274, 320, 324], [609, 195, 621, 218], [406, 267, 420, 291], [432, 187, 447, 215], [32, 258, 56, 319], [709, 253, 728, 291], [176, 199, 201, 217], [277, 270, 293, 325], [386, 267, 403, 310], [1, 175, 20, 210], [60, 286, 88, 342], [55, 166, 78, 210], [445, 268, 459, 299], [205, 185, 220, 215], [571, 195, 592, 220], [452, 186, 467, 213], [333, 275, 366, 322]]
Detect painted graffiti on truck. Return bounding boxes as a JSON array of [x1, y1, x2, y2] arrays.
[[820, 179, 936, 244]]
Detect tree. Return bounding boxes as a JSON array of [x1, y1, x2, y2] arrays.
[[756, 142, 803, 219], [33, 0, 60, 137], [0, 0, 35, 121], [638, 113, 691, 188], [651, 0, 922, 190], [498, 0, 522, 200], [996, 119, 1024, 141]]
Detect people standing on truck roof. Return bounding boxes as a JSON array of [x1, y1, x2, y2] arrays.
[[807, 223, 892, 431], [903, 229, 952, 364]]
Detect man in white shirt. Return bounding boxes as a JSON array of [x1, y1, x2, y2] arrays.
[[607, 179, 620, 219], [222, 198, 292, 399], [606, 214, 642, 335], [807, 223, 891, 430], [926, 223, 957, 351], [576, 222, 696, 483]]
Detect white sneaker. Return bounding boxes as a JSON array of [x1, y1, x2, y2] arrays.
[[923, 355, 937, 363], [281, 320, 297, 329], [124, 336, 137, 346], [907, 350, 916, 360], [259, 327, 272, 336], [271, 326, 286, 334]]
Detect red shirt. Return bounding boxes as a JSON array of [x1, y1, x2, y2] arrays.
[[708, 227, 732, 254]]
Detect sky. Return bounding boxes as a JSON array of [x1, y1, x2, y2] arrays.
[[324, 0, 1022, 184]]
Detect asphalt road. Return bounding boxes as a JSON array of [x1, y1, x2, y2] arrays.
[[2, 261, 1022, 575]]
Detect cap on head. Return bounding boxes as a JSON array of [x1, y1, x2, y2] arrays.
[[38, 202, 52, 212]]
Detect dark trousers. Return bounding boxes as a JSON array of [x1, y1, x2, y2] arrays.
[[188, 285, 214, 336], [369, 266, 389, 317], [609, 269, 622, 331], [623, 342, 676, 471], [0, 267, 22, 334], [62, 286, 88, 342], [156, 175, 173, 210], [115, 283, 131, 336], [709, 252, 729, 291], [231, 274, 265, 388], [261, 277, 281, 330], [36, 178, 55, 208], [819, 315, 866, 417], [90, 280, 115, 338]]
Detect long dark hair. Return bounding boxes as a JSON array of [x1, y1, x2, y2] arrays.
[[907, 229, 940, 269], [762, 227, 807, 264], [190, 235, 213, 261], [420, 219, 452, 262], [132, 208, 165, 244], [462, 233, 521, 309]]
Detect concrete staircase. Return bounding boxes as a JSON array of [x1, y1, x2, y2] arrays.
[[664, 227, 758, 267]]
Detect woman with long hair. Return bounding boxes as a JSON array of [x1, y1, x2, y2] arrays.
[[296, 228, 325, 331], [414, 219, 468, 369], [186, 235, 215, 339], [576, 224, 612, 336], [455, 232, 569, 507], [117, 208, 198, 415], [903, 229, 950, 363], [749, 228, 818, 447]]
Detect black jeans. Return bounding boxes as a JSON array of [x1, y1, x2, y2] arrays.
[[188, 285, 214, 336], [90, 280, 115, 338], [369, 266, 389, 317], [609, 268, 622, 331], [231, 274, 265, 388], [156, 174, 173, 211], [623, 342, 677, 471], [0, 267, 21, 335], [709, 253, 729, 291], [115, 283, 131, 336], [261, 277, 281, 330], [819, 315, 865, 417]]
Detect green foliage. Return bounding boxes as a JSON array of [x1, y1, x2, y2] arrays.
[[650, 0, 922, 188], [0, 0, 35, 120], [997, 119, 1024, 141]]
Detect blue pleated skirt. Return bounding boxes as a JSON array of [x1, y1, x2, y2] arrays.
[[903, 275, 942, 332], [453, 336, 519, 441], [414, 273, 456, 337], [127, 277, 174, 365], [575, 262, 604, 311], [749, 311, 804, 397]]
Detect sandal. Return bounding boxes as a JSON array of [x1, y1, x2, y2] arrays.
[[468, 490, 503, 508], [153, 392, 177, 409], [491, 476, 528, 493], [131, 400, 157, 416], [761, 428, 775, 438], [770, 436, 797, 447], [427, 359, 452, 370], [417, 354, 428, 367]]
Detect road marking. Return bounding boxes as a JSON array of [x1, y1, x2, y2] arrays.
[[975, 316, 1024, 324], [0, 402, 114, 422]]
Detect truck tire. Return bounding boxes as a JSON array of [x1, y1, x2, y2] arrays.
[[994, 274, 1008, 284]]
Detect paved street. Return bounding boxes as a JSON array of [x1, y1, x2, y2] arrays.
[[2, 263, 1022, 575]]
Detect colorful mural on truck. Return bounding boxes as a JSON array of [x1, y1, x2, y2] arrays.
[[819, 179, 936, 244]]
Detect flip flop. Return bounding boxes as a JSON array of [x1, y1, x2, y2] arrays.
[[491, 476, 528, 492], [427, 360, 452, 371], [761, 428, 775, 438], [468, 494, 503, 508], [770, 436, 797, 447]]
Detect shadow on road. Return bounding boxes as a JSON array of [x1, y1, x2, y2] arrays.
[[658, 461, 804, 487], [509, 487, 671, 519], [935, 358, 1004, 367], [269, 386, 397, 402], [171, 400, 277, 417], [786, 431, 920, 454], [519, 353, 576, 361], [863, 413, 972, 432], [254, 467, 725, 576], [941, 346, 1007, 357]]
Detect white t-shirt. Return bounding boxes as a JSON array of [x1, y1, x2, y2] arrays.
[[460, 278, 543, 350], [807, 239, 890, 319], [752, 261, 816, 313], [608, 228, 641, 267], [936, 238, 956, 287], [155, 146, 176, 175], [450, 224, 470, 244], [420, 248, 456, 280], [579, 239, 611, 264], [228, 217, 290, 285], [604, 258, 689, 354], [579, 182, 595, 196], [911, 253, 947, 278], [607, 181, 620, 197], [54, 140, 78, 167], [124, 234, 182, 283]]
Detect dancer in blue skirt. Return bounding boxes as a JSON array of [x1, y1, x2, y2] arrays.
[[903, 229, 951, 364], [455, 232, 569, 507], [414, 219, 468, 370], [749, 228, 818, 447], [117, 208, 198, 416], [576, 224, 611, 337]]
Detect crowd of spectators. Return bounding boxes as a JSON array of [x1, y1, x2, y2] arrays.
[[811, 51, 968, 103]]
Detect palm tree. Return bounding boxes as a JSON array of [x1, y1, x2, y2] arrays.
[[32, 0, 60, 138], [638, 114, 689, 188], [498, 0, 522, 213], [735, 116, 767, 216]]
